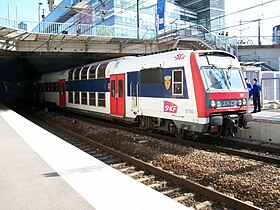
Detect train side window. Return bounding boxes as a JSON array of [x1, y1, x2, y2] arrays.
[[53, 83, 57, 92], [118, 80, 123, 97], [88, 65, 97, 79], [74, 68, 81, 80], [49, 83, 53, 92], [141, 68, 163, 84], [89, 92, 96, 106], [98, 93, 105, 107], [39, 83, 43, 91], [111, 80, 115, 97], [68, 69, 74, 81], [97, 63, 108, 78], [46, 83, 49, 92], [74, 92, 80, 104], [68, 91, 73, 103], [81, 67, 88, 80], [172, 69, 183, 95], [81, 92, 87, 105]]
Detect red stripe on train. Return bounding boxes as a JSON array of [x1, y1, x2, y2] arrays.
[[190, 52, 207, 118], [209, 92, 247, 100]]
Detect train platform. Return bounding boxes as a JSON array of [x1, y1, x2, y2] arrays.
[[0, 104, 189, 210], [237, 107, 280, 145]]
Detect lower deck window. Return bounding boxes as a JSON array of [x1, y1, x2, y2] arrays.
[[89, 92, 96, 106], [74, 92, 80, 104], [98, 93, 105, 107], [81, 92, 87, 105], [68, 92, 73, 103]]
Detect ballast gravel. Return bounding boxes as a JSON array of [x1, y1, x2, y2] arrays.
[[46, 114, 280, 210]]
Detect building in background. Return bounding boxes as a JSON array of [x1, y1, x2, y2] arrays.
[[38, 0, 224, 39], [174, 0, 225, 32]]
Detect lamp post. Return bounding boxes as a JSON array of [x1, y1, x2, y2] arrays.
[[38, 2, 42, 32]]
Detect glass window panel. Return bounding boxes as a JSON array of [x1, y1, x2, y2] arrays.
[[68, 91, 73, 103], [74, 68, 81, 80], [97, 63, 108, 78], [89, 92, 96, 106], [74, 92, 80, 104], [111, 80, 115, 97], [81, 92, 87, 105], [81, 67, 88, 80], [118, 80, 123, 97], [98, 93, 106, 107], [88, 65, 96, 79], [68, 69, 74, 81], [172, 69, 183, 95]]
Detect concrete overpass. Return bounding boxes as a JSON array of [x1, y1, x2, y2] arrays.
[[0, 16, 217, 82]]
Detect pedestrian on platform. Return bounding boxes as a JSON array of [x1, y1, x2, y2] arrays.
[[251, 78, 262, 113], [245, 78, 252, 99]]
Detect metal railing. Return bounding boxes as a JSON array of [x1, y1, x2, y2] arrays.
[[0, 16, 156, 39], [261, 75, 280, 104], [237, 36, 276, 46], [239, 54, 279, 71]]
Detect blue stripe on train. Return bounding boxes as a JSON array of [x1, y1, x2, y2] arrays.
[[65, 68, 189, 99], [66, 78, 110, 92], [127, 68, 189, 99]]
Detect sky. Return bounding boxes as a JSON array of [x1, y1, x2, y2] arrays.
[[0, 0, 279, 41]]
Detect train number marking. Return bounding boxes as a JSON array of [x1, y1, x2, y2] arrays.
[[185, 109, 194, 114]]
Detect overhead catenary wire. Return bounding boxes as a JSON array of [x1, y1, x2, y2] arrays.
[[211, 13, 280, 33], [209, 0, 280, 23]]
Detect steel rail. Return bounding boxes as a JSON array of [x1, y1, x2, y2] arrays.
[[47, 121, 263, 210]]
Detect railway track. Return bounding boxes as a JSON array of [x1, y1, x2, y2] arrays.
[[59, 110, 280, 166], [36, 116, 262, 210], [13, 106, 280, 209]]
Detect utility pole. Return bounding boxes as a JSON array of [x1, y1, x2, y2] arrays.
[[258, 19, 261, 46], [38, 2, 42, 32], [136, 0, 140, 39]]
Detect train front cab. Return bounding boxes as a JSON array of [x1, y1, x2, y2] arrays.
[[192, 51, 252, 137]]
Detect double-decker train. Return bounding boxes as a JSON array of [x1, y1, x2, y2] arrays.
[[36, 49, 252, 138]]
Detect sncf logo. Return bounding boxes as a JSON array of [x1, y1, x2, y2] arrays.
[[164, 101, 178, 113], [174, 54, 186, 61]]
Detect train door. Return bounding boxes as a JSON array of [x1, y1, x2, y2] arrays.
[[110, 74, 125, 116], [59, 79, 66, 108]]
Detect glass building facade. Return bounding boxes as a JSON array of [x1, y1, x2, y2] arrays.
[[175, 0, 225, 32], [40, 0, 224, 38]]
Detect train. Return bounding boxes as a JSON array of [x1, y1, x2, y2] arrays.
[[35, 49, 252, 138]]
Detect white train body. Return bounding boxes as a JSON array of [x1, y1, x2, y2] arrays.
[[38, 49, 252, 137]]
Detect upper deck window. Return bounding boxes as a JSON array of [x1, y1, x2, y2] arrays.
[[68, 69, 74, 81], [88, 65, 97, 79], [97, 63, 108, 78], [74, 68, 81, 80], [81, 67, 88, 80]]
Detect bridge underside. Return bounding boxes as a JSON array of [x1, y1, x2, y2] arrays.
[[0, 25, 213, 82], [0, 50, 132, 81]]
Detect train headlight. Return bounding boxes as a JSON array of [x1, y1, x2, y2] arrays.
[[210, 100, 216, 108], [216, 101, 221, 108], [238, 99, 242, 106], [242, 98, 247, 106]]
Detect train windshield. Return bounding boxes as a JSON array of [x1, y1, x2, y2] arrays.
[[201, 67, 246, 91]]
